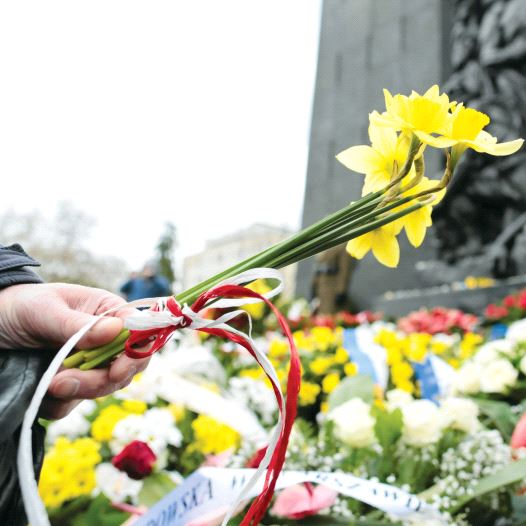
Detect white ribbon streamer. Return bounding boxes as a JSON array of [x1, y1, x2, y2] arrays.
[[133, 467, 445, 526], [17, 269, 286, 526]]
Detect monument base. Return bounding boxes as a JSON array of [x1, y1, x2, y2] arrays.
[[372, 275, 526, 318]]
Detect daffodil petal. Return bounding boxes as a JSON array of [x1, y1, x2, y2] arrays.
[[469, 137, 524, 156], [336, 145, 383, 174], [414, 131, 457, 148], [371, 229, 400, 267], [346, 233, 372, 260], [369, 123, 398, 160], [403, 207, 432, 247]]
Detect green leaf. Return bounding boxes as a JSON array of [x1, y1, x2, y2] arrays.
[[328, 374, 375, 411], [138, 472, 177, 507], [451, 458, 526, 514], [472, 398, 517, 440], [71, 495, 129, 526], [374, 408, 403, 450]]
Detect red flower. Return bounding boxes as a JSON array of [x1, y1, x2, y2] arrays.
[[503, 295, 518, 308], [518, 290, 526, 310], [485, 304, 509, 320], [112, 440, 156, 480]]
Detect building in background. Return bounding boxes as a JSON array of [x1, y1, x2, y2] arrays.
[[183, 224, 296, 299]]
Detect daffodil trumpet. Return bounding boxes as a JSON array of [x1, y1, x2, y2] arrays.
[[65, 84, 523, 370]]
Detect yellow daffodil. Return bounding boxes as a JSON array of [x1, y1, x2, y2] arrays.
[[392, 177, 445, 247], [336, 122, 410, 194], [371, 85, 456, 148], [447, 106, 523, 159], [346, 223, 400, 268]]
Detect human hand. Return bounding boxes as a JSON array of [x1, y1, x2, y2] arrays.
[[0, 283, 149, 419]]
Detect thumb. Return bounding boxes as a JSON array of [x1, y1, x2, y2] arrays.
[[52, 306, 124, 349]]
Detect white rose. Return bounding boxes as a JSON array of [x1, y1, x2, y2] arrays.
[[328, 398, 375, 448], [402, 400, 445, 447], [385, 388, 414, 411], [453, 362, 482, 394], [475, 339, 514, 362], [520, 354, 526, 376], [439, 397, 479, 434], [480, 358, 518, 393], [507, 319, 526, 343]]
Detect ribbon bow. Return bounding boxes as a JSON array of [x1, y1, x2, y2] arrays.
[[122, 268, 301, 526]]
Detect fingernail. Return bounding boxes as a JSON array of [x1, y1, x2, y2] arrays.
[[53, 378, 81, 398]]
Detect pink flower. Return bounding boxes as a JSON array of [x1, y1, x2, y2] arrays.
[[202, 449, 234, 467], [485, 304, 509, 320], [511, 411, 526, 450], [270, 483, 337, 519]]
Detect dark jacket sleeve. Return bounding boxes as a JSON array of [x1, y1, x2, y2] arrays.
[[0, 243, 51, 525]]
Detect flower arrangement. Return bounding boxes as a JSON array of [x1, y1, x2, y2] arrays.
[[39, 290, 526, 525], [38, 86, 524, 525]]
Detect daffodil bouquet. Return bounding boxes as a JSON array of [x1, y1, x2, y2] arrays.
[[65, 85, 523, 370]]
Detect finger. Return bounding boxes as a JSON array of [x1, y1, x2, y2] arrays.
[[39, 398, 82, 420], [108, 352, 150, 384], [49, 305, 125, 349], [48, 367, 136, 400]]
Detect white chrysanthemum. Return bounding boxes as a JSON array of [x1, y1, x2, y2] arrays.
[[111, 407, 182, 456], [439, 397, 479, 435], [95, 463, 143, 503], [46, 407, 91, 443], [480, 358, 518, 393], [402, 400, 446, 447], [328, 398, 376, 448], [228, 376, 277, 425]]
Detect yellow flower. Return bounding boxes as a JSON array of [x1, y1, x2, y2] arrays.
[[268, 338, 288, 359], [430, 340, 449, 355], [396, 379, 415, 394], [372, 85, 456, 148], [309, 356, 334, 376], [310, 326, 337, 351], [344, 362, 358, 376], [168, 403, 186, 422], [392, 177, 445, 248], [448, 358, 460, 369], [91, 405, 130, 442], [240, 368, 263, 380], [322, 372, 340, 393], [404, 333, 432, 362], [293, 330, 315, 352], [334, 346, 349, 364], [346, 223, 400, 268], [191, 415, 240, 454], [336, 122, 410, 194], [39, 437, 101, 508], [121, 399, 147, 414], [320, 401, 329, 414], [391, 361, 413, 387], [447, 106, 523, 158], [298, 381, 321, 406]]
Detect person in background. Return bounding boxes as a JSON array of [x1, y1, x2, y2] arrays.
[[0, 243, 151, 525], [120, 261, 172, 301]]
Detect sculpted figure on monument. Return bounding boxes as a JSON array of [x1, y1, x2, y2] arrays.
[[426, 0, 526, 284]]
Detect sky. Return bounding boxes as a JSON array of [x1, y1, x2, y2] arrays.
[[0, 1, 322, 270]]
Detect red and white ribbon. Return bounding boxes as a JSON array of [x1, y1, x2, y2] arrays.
[[17, 268, 300, 526]]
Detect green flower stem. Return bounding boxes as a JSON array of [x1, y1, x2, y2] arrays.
[[80, 340, 131, 370], [62, 350, 87, 369]]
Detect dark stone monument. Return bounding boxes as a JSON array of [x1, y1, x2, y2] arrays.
[[297, 0, 526, 315]]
